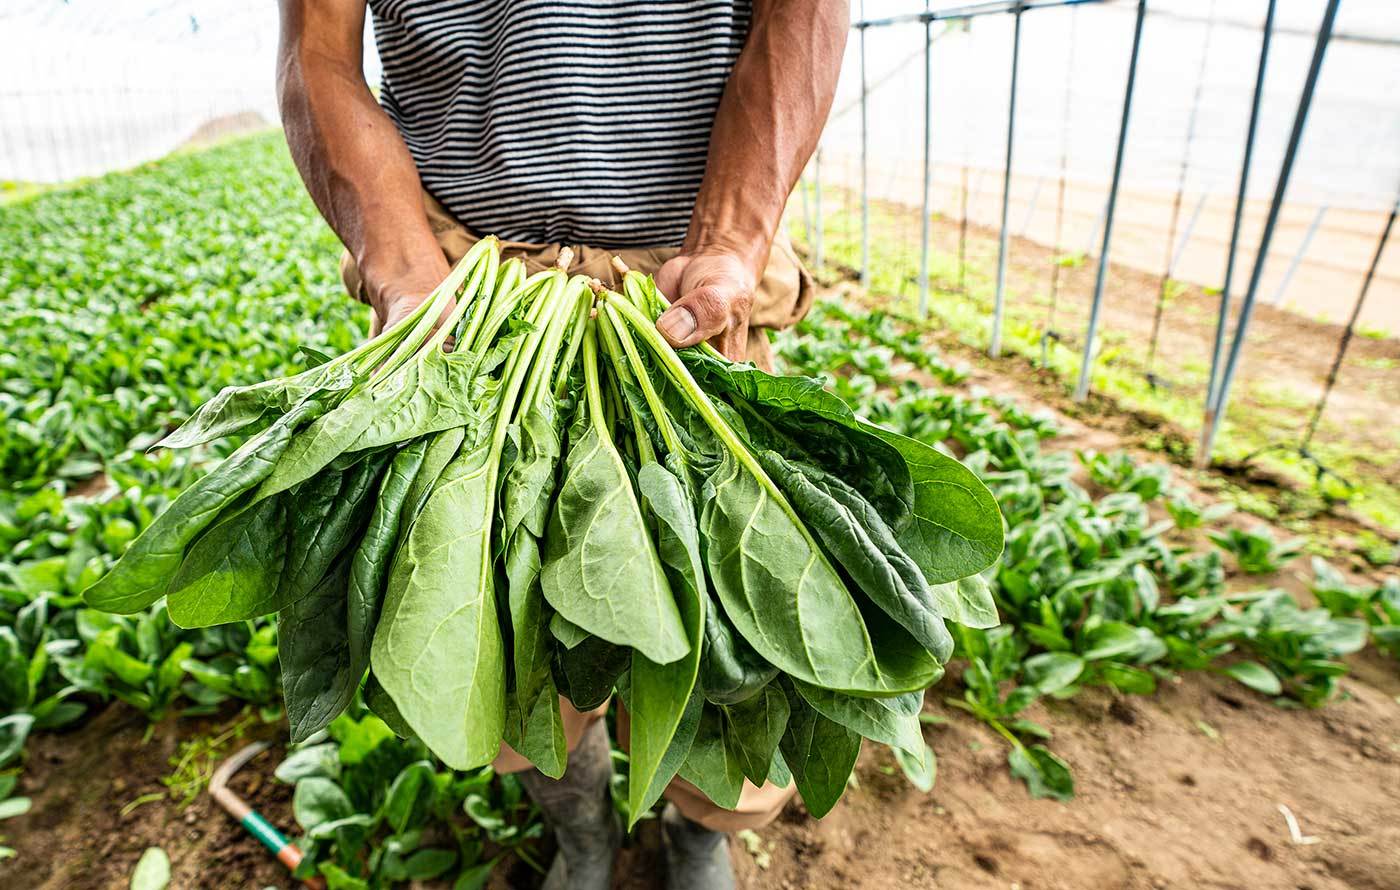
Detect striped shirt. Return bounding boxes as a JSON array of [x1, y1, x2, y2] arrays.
[[368, 0, 754, 247]]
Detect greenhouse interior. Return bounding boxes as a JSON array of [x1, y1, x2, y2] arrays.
[[1, 1, 1397, 889]]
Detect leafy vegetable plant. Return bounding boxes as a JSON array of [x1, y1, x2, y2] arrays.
[[83, 241, 1006, 823]]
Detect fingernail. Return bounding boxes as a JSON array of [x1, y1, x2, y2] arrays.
[[657, 307, 696, 341]]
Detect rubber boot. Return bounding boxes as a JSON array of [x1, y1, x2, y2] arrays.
[[515, 720, 620, 890], [661, 802, 736, 890]]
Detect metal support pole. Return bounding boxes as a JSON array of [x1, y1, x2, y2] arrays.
[[991, 3, 1024, 358], [1073, 0, 1146, 401], [859, 3, 871, 289], [813, 147, 824, 270], [1205, 0, 1276, 411], [1268, 204, 1328, 305], [1169, 190, 1209, 276], [1301, 198, 1396, 450], [1199, 0, 1339, 463], [918, 4, 934, 317]]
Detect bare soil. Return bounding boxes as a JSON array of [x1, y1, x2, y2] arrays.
[[5, 704, 295, 889]]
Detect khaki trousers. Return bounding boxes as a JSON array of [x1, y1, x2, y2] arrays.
[[339, 192, 811, 832]]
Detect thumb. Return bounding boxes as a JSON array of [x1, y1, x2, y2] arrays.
[[657, 285, 728, 349]]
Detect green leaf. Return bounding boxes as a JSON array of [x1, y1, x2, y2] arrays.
[[0, 797, 31, 820], [858, 422, 1005, 584], [720, 684, 790, 785], [894, 743, 937, 793], [83, 398, 328, 614], [1008, 744, 1074, 802], [274, 743, 340, 784], [319, 861, 370, 890], [627, 462, 706, 824], [541, 423, 687, 665], [292, 777, 354, 831], [928, 574, 1000, 630], [1021, 652, 1085, 695], [277, 556, 355, 743], [453, 859, 498, 890], [381, 761, 436, 835], [1096, 662, 1156, 695], [1222, 661, 1282, 696], [677, 706, 746, 810], [780, 686, 860, 818], [371, 438, 505, 771], [701, 449, 940, 695], [129, 846, 171, 890], [791, 682, 925, 758], [756, 449, 952, 659], [402, 848, 457, 880]]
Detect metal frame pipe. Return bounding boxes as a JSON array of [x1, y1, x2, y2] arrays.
[[1268, 203, 1328, 305], [1301, 197, 1396, 450], [991, 2, 1025, 358], [854, 0, 1103, 30], [1205, 0, 1277, 411], [1199, 0, 1340, 462], [918, 1, 934, 317], [1168, 190, 1209, 277], [1073, 0, 1147, 402], [859, 0, 871, 289]]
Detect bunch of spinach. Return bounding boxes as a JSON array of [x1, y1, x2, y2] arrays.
[[80, 240, 1004, 823]]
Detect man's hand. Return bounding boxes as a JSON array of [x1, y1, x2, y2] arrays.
[[654, 252, 756, 362], [363, 255, 452, 337]]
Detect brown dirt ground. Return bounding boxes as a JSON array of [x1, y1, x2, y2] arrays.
[[5, 704, 296, 889]]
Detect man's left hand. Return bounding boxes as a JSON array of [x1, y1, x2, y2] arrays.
[[654, 252, 756, 362]]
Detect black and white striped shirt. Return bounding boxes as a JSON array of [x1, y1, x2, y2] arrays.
[[368, 0, 754, 247]]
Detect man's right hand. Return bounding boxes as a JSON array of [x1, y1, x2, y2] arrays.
[[364, 257, 452, 337]]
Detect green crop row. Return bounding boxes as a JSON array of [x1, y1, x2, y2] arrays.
[[0, 134, 364, 488]]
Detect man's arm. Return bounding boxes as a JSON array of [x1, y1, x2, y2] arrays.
[[655, 0, 849, 360], [276, 0, 448, 332]]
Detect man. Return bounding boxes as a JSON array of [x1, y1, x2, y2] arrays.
[[275, 2, 848, 887]]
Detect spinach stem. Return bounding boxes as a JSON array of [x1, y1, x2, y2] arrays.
[[601, 301, 683, 460], [602, 293, 799, 523]]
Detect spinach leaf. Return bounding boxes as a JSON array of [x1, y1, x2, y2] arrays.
[[780, 684, 861, 818], [632, 689, 703, 818], [720, 684, 789, 786], [790, 681, 926, 758], [540, 393, 686, 666], [83, 397, 329, 614], [755, 448, 954, 661], [346, 438, 431, 699], [858, 421, 1005, 584], [698, 595, 778, 706], [370, 437, 505, 771], [677, 705, 745, 810], [553, 634, 627, 712], [279, 555, 355, 742], [166, 450, 385, 627], [700, 449, 941, 695], [626, 462, 706, 824]]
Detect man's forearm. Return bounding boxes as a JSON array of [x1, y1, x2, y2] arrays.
[[685, 0, 850, 277], [276, 0, 446, 314]]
